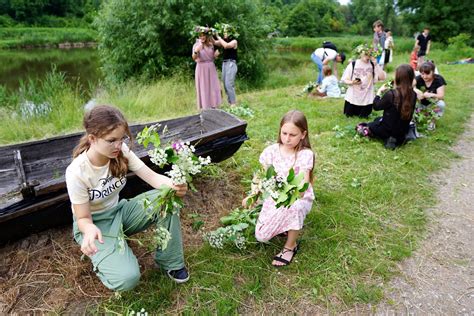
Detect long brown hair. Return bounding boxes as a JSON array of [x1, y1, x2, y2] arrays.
[[277, 110, 314, 182], [394, 64, 416, 120], [73, 105, 131, 177]]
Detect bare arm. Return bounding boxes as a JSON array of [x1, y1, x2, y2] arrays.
[[192, 42, 203, 61], [413, 79, 424, 100], [374, 62, 386, 81], [216, 36, 237, 49], [73, 202, 103, 257], [426, 40, 431, 55], [424, 85, 445, 100], [134, 164, 187, 197], [342, 63, 360, 85]]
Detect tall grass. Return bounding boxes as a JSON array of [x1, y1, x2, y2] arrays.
[[273, 35, 446, 53], [0, 71, 197, 144], [0, 27, 97, 48]]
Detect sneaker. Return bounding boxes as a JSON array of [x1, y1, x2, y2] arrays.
[[167, 267, 189, 284], [427, 121, 436, 131]]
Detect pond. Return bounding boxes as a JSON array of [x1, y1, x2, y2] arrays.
[[0, 48, 102, 91]]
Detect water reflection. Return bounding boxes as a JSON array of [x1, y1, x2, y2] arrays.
[[0, 48, 102, 91]]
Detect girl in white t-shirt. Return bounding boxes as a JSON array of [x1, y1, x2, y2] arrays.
[[341, 44, 386, 118], [65, 105, 189, 291]]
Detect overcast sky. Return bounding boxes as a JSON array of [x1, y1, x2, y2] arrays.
[[339, 0, 350, 5]]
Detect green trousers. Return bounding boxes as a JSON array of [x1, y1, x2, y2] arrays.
[[73, 189, 185, 291]]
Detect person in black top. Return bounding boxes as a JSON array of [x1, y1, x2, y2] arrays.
[[215, 25, 238, 106], [415, 28, 432, 67], [414, 61, 447, 112], [356, 64, 417, 149]]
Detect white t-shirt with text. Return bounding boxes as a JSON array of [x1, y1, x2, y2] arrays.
[[65, 144, 145, 213]]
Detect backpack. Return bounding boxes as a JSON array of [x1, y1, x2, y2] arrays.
[[322, 41, 338, 52], [321, 41, 338, 62], [350, 60, 375, 79]]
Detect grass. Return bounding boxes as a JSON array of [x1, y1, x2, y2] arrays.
[[0, 27, 97, 48], [2, 37, 474, 313], [272, 35, 446, 54], [101, 49, 473, 313]]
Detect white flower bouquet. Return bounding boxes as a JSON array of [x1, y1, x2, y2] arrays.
[[133, 124, 211, 250]]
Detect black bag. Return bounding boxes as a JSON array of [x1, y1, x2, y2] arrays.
[[405, 121, 418, 142], [322, 41, 338, 52]]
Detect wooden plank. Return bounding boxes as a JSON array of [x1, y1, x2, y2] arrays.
[[0, 110, 246, 201]]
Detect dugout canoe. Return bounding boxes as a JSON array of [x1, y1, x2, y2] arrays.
[[0, 109, 248, 245]]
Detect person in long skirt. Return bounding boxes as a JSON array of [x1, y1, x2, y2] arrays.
[[192, 28, 222, 110]]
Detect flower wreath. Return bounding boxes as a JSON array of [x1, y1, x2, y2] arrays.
[[214, 23, 239, 39], [352, 44, 382, 60], [192, 25, 216, 37]]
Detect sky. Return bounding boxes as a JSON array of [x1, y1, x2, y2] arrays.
[[339, 0, 350, 5]]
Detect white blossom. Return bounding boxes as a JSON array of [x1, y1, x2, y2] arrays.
[[148, 148, 167, 167], [154, 226, 172, 250]]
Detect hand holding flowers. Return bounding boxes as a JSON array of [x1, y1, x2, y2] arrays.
[[245, 165, 309, 209], [205, 165, 309, 250], [129, 124, 211, 250], [377, 79, 393, 96]]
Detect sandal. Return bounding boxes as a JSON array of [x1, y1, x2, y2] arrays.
[[272, 244, 299, 267]]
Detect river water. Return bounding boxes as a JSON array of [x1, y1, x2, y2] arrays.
[[0, 47, 102, 91]]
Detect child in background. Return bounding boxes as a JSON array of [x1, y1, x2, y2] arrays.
[[311, 65, 341, 98], [244, 110, 315, 267], [384, 29, 394, 66], [410, 45, 420, 71], [341, 44, 387, 118], [372, 20, 386, 67]]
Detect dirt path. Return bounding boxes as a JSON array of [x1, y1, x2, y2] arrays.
[[375, 115, 474, 314]]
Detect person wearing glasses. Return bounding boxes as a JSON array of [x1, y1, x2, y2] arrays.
[[65, 105, 189, 291]]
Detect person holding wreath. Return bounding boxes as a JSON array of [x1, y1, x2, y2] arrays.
[[214, 23, 239, 107], [192, 26, 222, 110]]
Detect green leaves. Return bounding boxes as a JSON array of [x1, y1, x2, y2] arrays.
[[265, 165, 276, 179], [137, 125, 161, 148], [274, 167, 310, 209]]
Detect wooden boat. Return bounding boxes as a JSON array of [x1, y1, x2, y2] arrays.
[[0, 109, 248, 245]]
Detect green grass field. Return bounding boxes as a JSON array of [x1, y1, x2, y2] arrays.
[[104, 45, 473, 313], [1, 37, 474, 313]]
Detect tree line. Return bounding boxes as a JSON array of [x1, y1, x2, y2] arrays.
[[1, 0, 471, 45], [2, 0, 471, 87], [0, 0, 100, 27]]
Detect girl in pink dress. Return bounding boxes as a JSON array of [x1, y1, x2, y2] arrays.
[[192, 31, 222, 110], [247, 110, 315, 267]]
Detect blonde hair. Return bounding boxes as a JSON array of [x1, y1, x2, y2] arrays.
[[323, 65, 332, 77], [73, 105, 132, 177]]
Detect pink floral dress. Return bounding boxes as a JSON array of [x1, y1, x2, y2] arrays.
[[255, 144, 315, 242]]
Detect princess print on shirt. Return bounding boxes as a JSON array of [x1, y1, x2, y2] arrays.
[[88, 175, 126, 201]]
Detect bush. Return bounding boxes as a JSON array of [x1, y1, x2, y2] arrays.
[[95, 0, 271, 86], [0, 15, 15, 27], [286, 0, 344, 37]]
